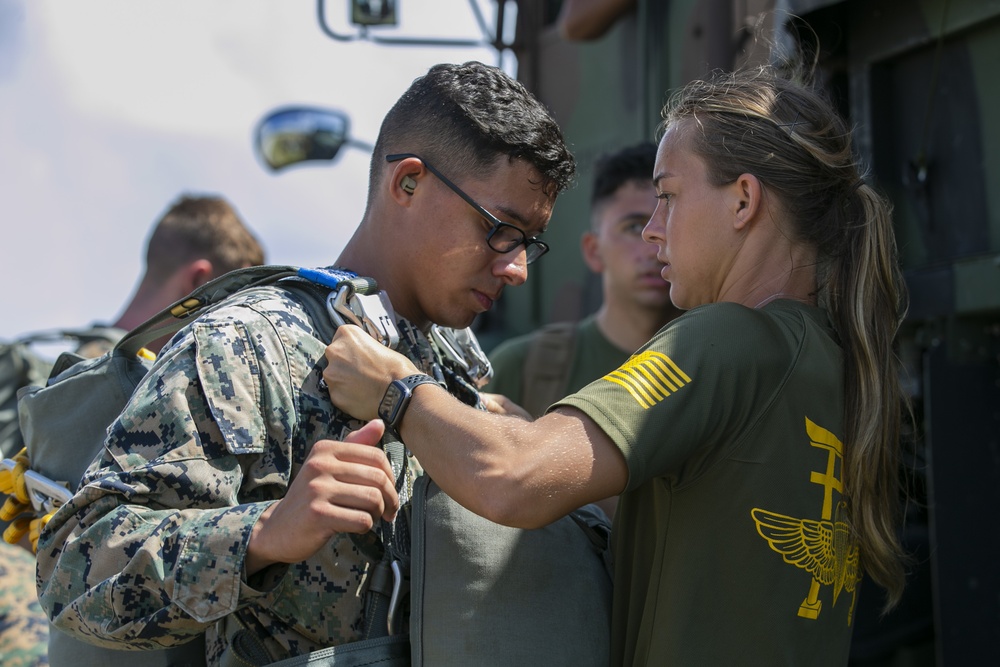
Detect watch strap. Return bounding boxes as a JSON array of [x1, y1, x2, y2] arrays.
[[379, 373, 439, 434], [398, 373, 438, 391]]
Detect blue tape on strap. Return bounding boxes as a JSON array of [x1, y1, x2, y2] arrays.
[[297, 267, 359, 289]]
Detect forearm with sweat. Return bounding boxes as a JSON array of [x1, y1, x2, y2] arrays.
[[398, 384, 620, 528]]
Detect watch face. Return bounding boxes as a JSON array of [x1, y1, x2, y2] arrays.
[[378, 380, 406, 427]]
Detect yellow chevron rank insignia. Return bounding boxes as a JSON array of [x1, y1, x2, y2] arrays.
[[601, 350, 691, 409]]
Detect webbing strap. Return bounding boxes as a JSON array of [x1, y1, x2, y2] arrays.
[[1, 266, 371, 551], [118, 266, 370, 357], [0, 446, 62, 551], [357, 435, 410, 640]]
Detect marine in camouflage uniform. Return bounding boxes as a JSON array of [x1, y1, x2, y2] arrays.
[[35, 282, 478, 665], [32, 59, 575, 666], [0, 541, 48, 666]]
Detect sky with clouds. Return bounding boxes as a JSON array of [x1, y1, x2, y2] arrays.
[[0, 0, 508, 340]]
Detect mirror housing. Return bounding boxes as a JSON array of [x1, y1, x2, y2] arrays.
[[254, 106, 358, 171]]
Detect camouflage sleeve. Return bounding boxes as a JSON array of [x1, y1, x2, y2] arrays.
[[35, 299, 300, 650], [0, 542, 48, 667]]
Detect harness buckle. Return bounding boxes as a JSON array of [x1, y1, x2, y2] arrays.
[[22, 468, 72, 514], [429, 325, 494, 388], [327, 284, 400, 349]]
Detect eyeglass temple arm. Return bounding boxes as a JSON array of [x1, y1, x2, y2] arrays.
[[386, 153, 494, 222]]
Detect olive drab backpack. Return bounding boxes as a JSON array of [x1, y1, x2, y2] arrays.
[[0, 327, 125, 459], [0, 264, 613, 667]]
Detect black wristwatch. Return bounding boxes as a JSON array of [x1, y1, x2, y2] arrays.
[[378, 374, 439, 434]]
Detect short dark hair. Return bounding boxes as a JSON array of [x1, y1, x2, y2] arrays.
[[370, 61, 575, 201], [145, 194, 265, 281], [590, 141, 657, 206]]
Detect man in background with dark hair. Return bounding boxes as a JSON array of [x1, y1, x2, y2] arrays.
[[485, 142, 677, 518], [487, 141, 679, 416]]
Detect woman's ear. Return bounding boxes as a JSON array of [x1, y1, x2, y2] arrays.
[[731, 173, 763, 230]]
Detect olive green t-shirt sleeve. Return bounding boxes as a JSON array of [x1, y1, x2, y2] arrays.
[[556, 304, 792, 491]]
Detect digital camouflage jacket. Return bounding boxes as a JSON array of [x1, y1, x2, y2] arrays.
[[0, 541, 48, 667], [35, 283, 475, 666]]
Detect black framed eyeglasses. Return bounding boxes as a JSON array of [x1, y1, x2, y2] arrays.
[[386, 153, 550, 264]]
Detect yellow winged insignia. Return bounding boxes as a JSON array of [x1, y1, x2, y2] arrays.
[[751, 501, 861, 620]]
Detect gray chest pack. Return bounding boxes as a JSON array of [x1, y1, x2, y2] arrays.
[[0, 326, 125, 460], [1, 265, 612, 667]]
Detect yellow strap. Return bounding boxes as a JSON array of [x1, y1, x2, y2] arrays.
[[0, 447, 30, 497], [0, 447, 41, 550], [3, 515, 31, 546], [29, 513, 51, 552], [0, 494, 29, 522], [0, 466, 13, 496]]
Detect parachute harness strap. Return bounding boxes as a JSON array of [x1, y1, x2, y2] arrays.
[[0, 448, 62, 551]]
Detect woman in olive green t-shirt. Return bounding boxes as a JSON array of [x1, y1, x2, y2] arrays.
[[322, 66, 909, 667]]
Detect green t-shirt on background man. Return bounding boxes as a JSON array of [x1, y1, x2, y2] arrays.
[[486, 315, 632, 418]]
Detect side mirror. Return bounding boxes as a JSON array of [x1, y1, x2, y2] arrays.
[[254, 107, 361, 171]]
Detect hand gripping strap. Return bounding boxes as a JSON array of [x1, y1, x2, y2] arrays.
[[2, 266, 372, 549]]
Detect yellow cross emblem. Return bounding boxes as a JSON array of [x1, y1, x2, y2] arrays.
[[750, 418, 862, 624]]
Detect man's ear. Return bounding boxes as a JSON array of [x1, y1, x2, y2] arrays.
[[731, 173, 763, 230], [183, 258, 214, 292], [581, 231, 604, 273], [387, 157, 424, 207]]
